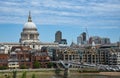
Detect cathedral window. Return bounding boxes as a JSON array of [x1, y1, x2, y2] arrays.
[[24, 34, 27, 39], [30, 34, 34, 39], [33, 45, 35, 49]]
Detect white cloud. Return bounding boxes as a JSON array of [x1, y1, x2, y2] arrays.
[[0, 0, 120, 29]]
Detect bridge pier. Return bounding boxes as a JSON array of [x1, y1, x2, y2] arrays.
[[64, 68, 70, 78]]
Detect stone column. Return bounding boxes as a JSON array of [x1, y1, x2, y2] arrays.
[[64, 54, 65, 60], [91, 54, 93, 64], [68, 54, 69, 61], [28, 34, 30, 39], [87, 54, 88, 63]]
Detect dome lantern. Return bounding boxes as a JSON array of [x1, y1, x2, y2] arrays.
[[28, 11, 32, 22], [24, 11, 37, 29]]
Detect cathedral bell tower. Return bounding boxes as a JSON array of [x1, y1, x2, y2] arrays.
[[19, 11, 39, 44]]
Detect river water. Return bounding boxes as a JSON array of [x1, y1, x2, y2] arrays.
[[39, 75, 120, 78]]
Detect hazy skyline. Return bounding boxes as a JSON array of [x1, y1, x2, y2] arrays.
[[0, 0, 120, 45]]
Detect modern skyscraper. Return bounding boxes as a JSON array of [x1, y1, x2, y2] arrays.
[[55, 31, 62, 43], [89, 36, 111, 44], [82, 32, 86, 41], [77, 32, 87, 45], [60, 39, 67, 44], [101, 38, 110, 44], [89, 36, 101, 44], [77, 35, 82, 45], [54, 31, 67, 45]]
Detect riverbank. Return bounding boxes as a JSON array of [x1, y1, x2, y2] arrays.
[[99, 72, 120, 76], [70, 71, 120, 76], [0, 69, 120, 78]]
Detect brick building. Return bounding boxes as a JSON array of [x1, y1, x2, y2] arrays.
[[31, 51, 50, 68], [0, 54, 8, 67], [9, 46, 50, 68]]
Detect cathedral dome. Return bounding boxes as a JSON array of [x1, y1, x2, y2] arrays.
[[24, 22, 36, 29], [20, 11, 40, 43], [23, 11, 37, 29]]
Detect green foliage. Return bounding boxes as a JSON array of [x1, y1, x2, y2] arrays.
[[47, 62, 53, 68], [20, 65, 28, 69], [33, 61, 40, 68], [21, 71, 27, 78], [0, 66, 8, 70], [55, 68, 61, 75], [32, 74, 36, 78], [13, 71, 17, 78]]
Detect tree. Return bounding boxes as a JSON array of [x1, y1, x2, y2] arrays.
[[32, 74, 36, 78], [55, 68, 61, 75], [47, 62, 53, 68], [33, 61, 40, 68], [20, 65, 28, 69], [21, 71, 27, 78], [0, 66, 8, 70], [13, 71, 17, 78]]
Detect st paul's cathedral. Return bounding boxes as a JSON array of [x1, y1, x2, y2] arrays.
[[0, 12, 58, 54]]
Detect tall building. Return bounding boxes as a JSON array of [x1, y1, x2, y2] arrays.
[[54, 31, 67, 45], [89, 36, 101, 44], [77, 32, 87, 45], [77, 35, 82, 45], [101, 38, 110, 44], [55, 31, 62, 43], [60, 39, 67, 44], [89, 36, 111, 45], [82, 32, 86, 41]]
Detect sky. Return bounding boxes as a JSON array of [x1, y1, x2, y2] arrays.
[[0, 0, 120, 45]]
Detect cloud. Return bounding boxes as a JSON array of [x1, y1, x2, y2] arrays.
[[0, 0, 120, 29]]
